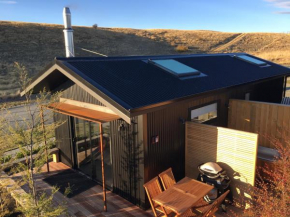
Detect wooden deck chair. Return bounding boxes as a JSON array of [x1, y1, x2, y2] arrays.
[[143, 177, 173, 217], [192, 198, 212, 215], [158, 168, 176, 190], [194, 190, 230, 217], [179, 208, 200, 217]]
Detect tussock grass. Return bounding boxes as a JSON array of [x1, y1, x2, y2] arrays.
[[175, 45, 189, 52], [254, 50, 290, 66]]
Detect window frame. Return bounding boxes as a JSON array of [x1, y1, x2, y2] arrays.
[[147, 59, 207, 79], [234, 55, 268, 67], [188, 100, 220, 125]]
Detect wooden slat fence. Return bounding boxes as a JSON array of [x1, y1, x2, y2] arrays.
[[185, 122, 258, 206], [228, 99, 290, 148]]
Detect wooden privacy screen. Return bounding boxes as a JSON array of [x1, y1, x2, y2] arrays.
[[185, 122, 258, 206], [228, 99, 290, 148]]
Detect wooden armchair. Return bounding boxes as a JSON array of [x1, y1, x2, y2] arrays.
[[144, 177, 173, 217], [158, 168, 176, 190], [193, 190, 230, 217]]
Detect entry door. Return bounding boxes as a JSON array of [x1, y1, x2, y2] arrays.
[[73, 118, 113, 189], [74, 118, 92, 177]]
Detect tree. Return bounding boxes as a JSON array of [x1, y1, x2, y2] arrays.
[[0, 63, 68, 216], [92, 24, 98, 29], [0, 187, 16, 217], [0, 144, 15, 217], [244, 132, 290, 217]]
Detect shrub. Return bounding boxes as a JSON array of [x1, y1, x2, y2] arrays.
[[244, 134, 290, 216], [0, 187, 18, 217], [0, 155, 11, 163], [92, 24, 98, 29], [16, 147, 41, 159], [175, 45, 189, 52], [16, 151, 24, 159]]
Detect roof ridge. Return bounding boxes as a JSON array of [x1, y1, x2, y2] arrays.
[[55, 53, 247, 62]]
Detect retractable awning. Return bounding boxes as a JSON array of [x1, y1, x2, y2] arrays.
[[46, 100, 120, 123], [45, 98, 119, 212]]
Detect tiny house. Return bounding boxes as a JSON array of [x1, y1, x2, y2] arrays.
[[22, 53, 290, 208]]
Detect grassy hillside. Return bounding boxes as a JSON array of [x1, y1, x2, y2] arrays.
[[1, 21, 290, 98]]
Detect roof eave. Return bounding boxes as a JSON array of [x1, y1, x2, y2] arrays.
[[20, 59, 58, 96], [129, 71, 290, 116]]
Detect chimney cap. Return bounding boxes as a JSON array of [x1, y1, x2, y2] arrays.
[[63, 7, 72, 29], [63, 7, 71, 15]]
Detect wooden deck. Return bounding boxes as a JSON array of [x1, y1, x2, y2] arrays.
[[10, 162, 242, 217], [15, 162, 152, 217]]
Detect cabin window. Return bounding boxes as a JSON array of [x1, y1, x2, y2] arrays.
[[190, 103, 218, 123]]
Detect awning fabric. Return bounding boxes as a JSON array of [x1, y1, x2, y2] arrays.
[[46, 102, 120, 123]]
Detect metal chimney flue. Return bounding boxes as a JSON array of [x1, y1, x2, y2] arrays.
[[63, 7, 74, 57]]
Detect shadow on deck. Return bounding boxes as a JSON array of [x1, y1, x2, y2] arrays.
[[14, 162, 152, 217]]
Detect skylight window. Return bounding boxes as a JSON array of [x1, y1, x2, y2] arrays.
[[150, 59, 201, 78], [235, 55, 267, 66]]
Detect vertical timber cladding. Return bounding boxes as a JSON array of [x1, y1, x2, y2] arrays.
[[59, 80, 105, 106], [145, 90, 236, 182], [228, 99, 290, 148], [110, 116, 145, 208], [185, 122, 258, 206], [54, 113, 73, 167]]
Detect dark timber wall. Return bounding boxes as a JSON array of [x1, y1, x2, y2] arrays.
[[251, 77, 284, 103], [54, 80, 145, 208], [110, 116, 145, 208], [54, 113, 73, 167], [144, 77, 285, 183], [57, 80, 105, 106]]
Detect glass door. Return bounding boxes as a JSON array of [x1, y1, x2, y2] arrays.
[[74, 118, 92, 177], [73, 118, 113, 189], [90, 121, 100, 180]]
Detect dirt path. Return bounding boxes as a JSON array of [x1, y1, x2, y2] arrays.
[[213, 33, 247, 52]]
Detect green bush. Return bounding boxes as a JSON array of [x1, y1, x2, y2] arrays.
[[15, 147, 41, 159], [0, 155, 11, 163]]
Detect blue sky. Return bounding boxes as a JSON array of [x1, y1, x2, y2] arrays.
[[1, 0, 290, 32]]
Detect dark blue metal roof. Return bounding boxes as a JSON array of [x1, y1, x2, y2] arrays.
[[55, 53, 290, 111]]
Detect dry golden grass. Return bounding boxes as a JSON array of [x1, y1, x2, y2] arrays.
[[1, 21, 290, 97], [254, 50, 290, 66], [175, 45, 189, 52]]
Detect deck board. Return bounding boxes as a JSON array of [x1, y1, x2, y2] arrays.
[[12, 162, 152, 217]]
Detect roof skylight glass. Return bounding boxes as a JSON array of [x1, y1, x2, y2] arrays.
[[150, 59, 201, 77], [235, 55, 267, 66]]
